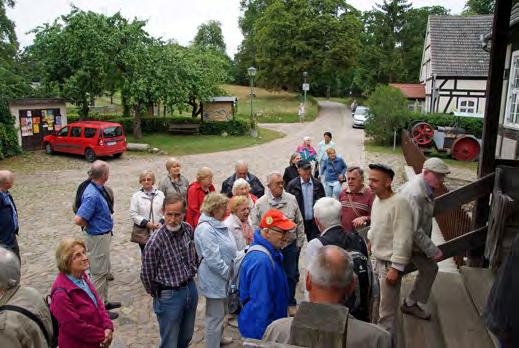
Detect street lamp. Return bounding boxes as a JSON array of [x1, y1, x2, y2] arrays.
[[247, 66, 257, 137], [301, 71, 308, 123]]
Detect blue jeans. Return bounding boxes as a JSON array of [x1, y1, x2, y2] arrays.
[[282, 241, 300, 306], [153, 280, 198, 348], [324, 180, 342, 199]]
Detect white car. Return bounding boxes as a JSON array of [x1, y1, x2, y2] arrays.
[[352, 106, 369, 128]]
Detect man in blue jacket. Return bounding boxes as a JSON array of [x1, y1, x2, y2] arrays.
[[0, 170, 20, 260], [238, 209, 293, 339]]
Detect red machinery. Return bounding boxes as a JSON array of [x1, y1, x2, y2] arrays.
[[409, 121, 481, 161]]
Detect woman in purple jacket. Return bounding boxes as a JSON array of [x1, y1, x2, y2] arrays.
[[50, 238, 114, 348]]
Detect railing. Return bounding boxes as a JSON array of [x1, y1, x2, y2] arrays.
[[401, 130, 493, 265]]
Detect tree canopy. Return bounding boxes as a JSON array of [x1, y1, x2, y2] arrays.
[[192, 20, 227, 53], [462, 0, 495, 15]]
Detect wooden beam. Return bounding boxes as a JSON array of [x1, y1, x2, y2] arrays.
[[495, 159, 519, 167], [403, 226, 487, 274], [433, 173, 495, 216]]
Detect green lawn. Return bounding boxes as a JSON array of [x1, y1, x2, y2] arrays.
[[126, 127, 284, 156]]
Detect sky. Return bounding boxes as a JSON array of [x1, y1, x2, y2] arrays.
[[7, 0, 467, 57]]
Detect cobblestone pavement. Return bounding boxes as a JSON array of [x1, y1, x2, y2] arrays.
[[8, 101, 364, 347]]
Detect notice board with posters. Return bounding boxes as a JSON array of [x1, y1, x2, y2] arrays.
[[18, 108, 62, 150]]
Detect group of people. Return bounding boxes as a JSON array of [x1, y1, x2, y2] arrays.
[[0, 130, 453, 348]]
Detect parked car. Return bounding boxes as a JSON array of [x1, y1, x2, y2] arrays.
[[43, 121, 127, 162], [352, 106, 369, 128]]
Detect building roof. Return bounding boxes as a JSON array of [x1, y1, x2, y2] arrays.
[[9, 98, 67, 106], [208, 96, 237, 103], [389, 83, 425, 99], [428, 15, 492, 78], [511, 3, 519, 27]]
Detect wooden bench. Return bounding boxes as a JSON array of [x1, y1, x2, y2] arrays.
[[168, 123, 200, 135]]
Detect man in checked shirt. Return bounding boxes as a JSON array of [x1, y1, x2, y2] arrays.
[[141, 194, 199, 348]]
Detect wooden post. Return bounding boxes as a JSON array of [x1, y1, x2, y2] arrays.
[[471, 0, 513, 264], [289, 302, 349, 348]]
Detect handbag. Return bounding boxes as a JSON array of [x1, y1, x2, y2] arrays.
[[130, 194, 155, 245], [330, 160, 347, 183]]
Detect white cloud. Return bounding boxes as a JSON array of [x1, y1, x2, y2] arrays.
[[7, 0, 466, 57]]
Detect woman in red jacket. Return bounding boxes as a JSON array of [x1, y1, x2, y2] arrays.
[[50, 238, 113, 348], [186, 166, 215, 227]]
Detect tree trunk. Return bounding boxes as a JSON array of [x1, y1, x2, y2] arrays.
[[78, 99, 89, 120], [146, 102, 154, 117], [326, 84, 331, 99], [133, 104, 142, 139], [110, 94, 113, 104], [122, 94, 130, 117]]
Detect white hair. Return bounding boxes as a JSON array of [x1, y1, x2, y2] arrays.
[[308, 245, 354, 289], [235, 160, 248, 169], [232, 178, 251, 195], [313, 197, 342, 229], [303, 136, 311, 141], [0, 246, 20, 290], [266, 172, 282, 185], [0, 170, 14, 186]]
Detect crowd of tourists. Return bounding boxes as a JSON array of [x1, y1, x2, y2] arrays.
[[0, 131, 460, 348]]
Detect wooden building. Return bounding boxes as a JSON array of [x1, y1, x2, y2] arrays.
[[9, 98, 68, 151], [420, 15, 493, 115], [202, 96, 237, 121], [389, 83, 426, 113]]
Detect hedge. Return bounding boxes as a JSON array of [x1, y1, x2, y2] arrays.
[[0, 123, 21, 159], [66, 116, 250, 136]]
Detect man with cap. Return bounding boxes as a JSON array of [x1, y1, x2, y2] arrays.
[[398, 157, 448, 320], [367, 163, 414, 334], [286, 159, 325, 242], [238, 209, 292, 340]]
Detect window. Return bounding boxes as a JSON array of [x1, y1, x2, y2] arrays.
[[459, 99, 476, 113], [84, 128, 97, 138], [58, 127, 69, 137], [103, 126, 122, 138], [505, 51, 519, 128], [70, 127, 82, 137]]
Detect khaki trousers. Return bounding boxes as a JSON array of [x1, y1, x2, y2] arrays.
[[84, 232, 111, 303], [408, 252, 438, 303], [374, 259, 401, 334]]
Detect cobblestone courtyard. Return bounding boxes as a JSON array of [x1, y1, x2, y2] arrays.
[[5, 101, 476, 347]]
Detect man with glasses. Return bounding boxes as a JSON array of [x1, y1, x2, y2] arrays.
[[251, 172, 305, 317], [140, 194, 198, 348], [238, 209, 294, 339], [398, 158, 448, 320]]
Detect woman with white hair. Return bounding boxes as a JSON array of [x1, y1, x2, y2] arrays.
[[194, 193, 237, 347], [129, 170, 165, 253], [225, 195, 254, 250], [158, 157, 190, 200], [295, 136, 317, 161], [231, 178, 257, 209]]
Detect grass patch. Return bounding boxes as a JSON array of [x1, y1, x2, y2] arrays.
[[127, 127, 284, 156]]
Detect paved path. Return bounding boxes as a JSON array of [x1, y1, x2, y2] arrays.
[[12, 101, 364, 347]]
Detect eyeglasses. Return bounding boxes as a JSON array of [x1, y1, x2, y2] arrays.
[[270, 227, 289, 235]]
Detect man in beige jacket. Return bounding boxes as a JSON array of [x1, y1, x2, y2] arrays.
[[0, 246, 53, 347], [367, 164, 414, 334], [398, 158, 448, 320]]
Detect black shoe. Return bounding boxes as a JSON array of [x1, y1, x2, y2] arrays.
[[107, 273, 114, 281], [108, 311, 119, 320], [105, 302, 122, 310]]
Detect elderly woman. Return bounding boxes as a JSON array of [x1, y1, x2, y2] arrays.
[[158, 157, 190, 200], [186, 167, 215, 227], [295, 136, 316, 161], [320, 147, 347, 199], [232, 178, 257, 206], [129, 170, 165, 253], [225, 195, 253, 251], [50, 238, 113, 348], [194, 193, 237, 347], [283, 152, 301, 189]]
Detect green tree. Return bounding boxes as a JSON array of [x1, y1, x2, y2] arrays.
[[462, 0, 495, 15], [192, 20, 226, 53]]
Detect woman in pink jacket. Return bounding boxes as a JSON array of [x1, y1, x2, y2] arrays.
[[50, 238, 114, 348]]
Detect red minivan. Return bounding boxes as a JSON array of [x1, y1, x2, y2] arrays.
[[43, 121, 127, 162]]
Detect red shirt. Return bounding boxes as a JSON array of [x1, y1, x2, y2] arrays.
[[339, 186, 374, 232], [186, 182, 215, 227]]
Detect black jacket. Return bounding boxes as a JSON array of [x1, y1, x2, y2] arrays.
[[286, 176, 325, 220], [0, 191, 18, 247], [221, 173, 265, 198], [317, 225, 368, 257], [283, 165, 299, 190]]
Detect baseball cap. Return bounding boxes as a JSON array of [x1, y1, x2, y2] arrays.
[[259, 209, 296, 231], [297, 159, 312, 169], [368, 163, 395, 180], [423, 157, 450, 174]]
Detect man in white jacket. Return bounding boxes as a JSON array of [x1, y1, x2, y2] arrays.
[[398, 158, 448, 320]]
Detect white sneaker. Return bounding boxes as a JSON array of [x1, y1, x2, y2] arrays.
[[221, 336, 233, 345]]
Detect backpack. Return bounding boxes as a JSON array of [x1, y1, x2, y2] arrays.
[[227, 245, 275, 315], [318, 233, 375, 322], [73, 179, 114, 214]]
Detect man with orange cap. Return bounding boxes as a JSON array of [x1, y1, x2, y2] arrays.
[[238, 209, 294, 339]]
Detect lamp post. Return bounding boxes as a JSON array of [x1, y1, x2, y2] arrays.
[[303, 71, 308, 106], [247, 66, 257, 137]]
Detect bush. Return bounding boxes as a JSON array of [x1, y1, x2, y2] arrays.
[[0, 123, 21, 159], [364, 85, 410, 145], [66, 115, 250, 136]]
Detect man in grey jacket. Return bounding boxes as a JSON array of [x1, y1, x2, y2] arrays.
[[398, 158, 448, 320], [251, 172, 305, 316]]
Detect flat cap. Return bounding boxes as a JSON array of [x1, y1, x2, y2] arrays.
[[368, 163, 395, 180], [423, 157, 450, 174], [297, 159, 312, 169]]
